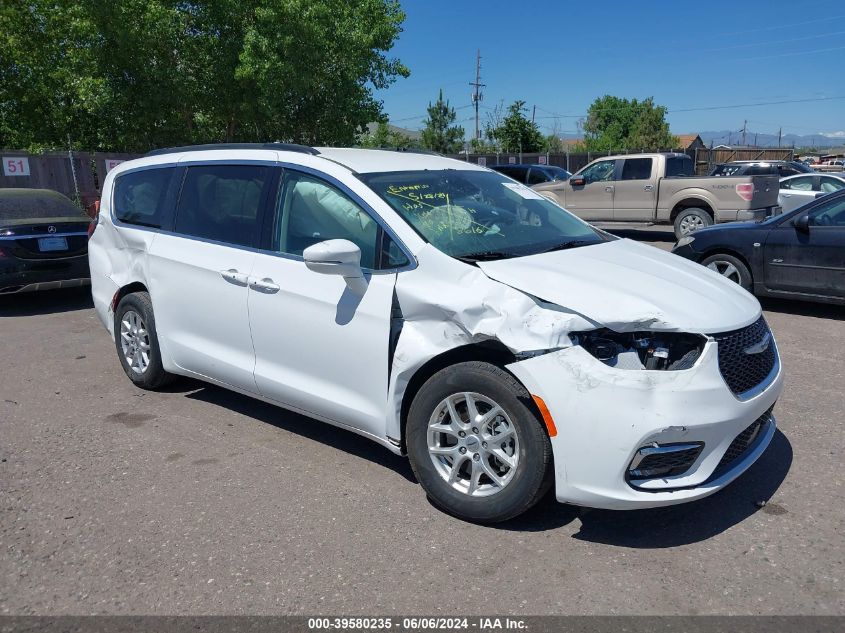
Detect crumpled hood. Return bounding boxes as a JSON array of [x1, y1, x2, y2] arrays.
[[477, 238, 760, 333]]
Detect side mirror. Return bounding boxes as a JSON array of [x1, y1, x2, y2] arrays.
[[303, 239, 367, 293], [793, 212, 810, 233], [814, 192, 827, 199], [570, 176, 586, 187]]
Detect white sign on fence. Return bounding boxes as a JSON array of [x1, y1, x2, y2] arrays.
[[477, 156, 486, 167], [508, 156, 516, 164], [105, 159, 125, 173], [538, 155, 547, 165], [3, 156, 31, 176]]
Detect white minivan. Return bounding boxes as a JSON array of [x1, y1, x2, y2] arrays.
[[89, 144, 783, 523]]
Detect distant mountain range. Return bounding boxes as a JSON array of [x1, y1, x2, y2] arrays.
[[698, 130, 844, 149]]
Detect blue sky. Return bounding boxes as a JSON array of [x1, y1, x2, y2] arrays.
[[375, 0, 845, 141]]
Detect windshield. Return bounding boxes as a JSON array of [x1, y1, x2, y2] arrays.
[[360, 169, 607, 260]]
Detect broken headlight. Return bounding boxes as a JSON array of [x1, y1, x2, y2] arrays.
[[570, 329, 706, 371]]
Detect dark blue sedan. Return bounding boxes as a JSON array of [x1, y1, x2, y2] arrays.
[[672, 189, 845, 305]]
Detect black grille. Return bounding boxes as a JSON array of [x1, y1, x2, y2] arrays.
[[629, 444, 704, 479], [711, 316, 776, 396], [711, 406, 773, 479]]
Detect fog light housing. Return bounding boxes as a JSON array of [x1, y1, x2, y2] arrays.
[[627, 442, 704, 480]]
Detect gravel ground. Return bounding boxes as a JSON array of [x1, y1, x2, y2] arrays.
[[1, 227, 843, 615]]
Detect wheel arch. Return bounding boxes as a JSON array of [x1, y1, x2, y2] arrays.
[[397, 341, 545, 453], [670, 197, 714, 222], [111, 281, 149, 312]]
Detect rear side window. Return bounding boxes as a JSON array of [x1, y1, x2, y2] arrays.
[[620, 158, 652, 181], [174, 164, 269, 248], [113, 167, 175, 228], [665, 156, 694, 177], [526, 168, 549, 185]]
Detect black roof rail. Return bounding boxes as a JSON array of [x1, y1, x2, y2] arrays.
[[145, 143, 320, 157], [368, 147, 442, 156]]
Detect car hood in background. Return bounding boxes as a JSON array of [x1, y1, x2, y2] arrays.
[[477, 238, 760, 334]]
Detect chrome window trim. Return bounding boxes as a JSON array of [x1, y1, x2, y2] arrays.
[[108, 160, 418, 274]]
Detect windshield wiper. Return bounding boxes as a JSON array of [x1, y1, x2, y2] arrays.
[[538, 239, 596, 254], [455, 250, 515, 263]]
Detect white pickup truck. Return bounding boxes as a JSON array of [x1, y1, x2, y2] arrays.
[[532, 152, 781, 238]]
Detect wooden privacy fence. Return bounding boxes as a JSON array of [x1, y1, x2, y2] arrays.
[[0, 150, 142, 211], [448, 147, 796, 175]]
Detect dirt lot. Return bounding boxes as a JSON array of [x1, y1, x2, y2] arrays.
[[1, 227, 843, 615]]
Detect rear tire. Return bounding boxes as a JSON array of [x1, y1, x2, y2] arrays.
[[701, 253, 753, 292], [113, 291, 175, 390], [674, 207, 713, 239], [406, 361, 553, 523]]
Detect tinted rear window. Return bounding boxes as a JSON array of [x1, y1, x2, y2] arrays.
[[665, 156, 694, 177], [0, 189, 85, 221], [620, 158, 652, 180], [174, 164, 269, 247], [114, 167, 175, 228]]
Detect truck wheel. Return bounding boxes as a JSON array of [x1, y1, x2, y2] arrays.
[[701, 253, 753, 292], [674, 207, 712, 238]]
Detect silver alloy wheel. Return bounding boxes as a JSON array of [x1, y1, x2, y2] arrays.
[[119, 310, 151, 374], [679, 213, 706, 235], [706, 259, 742, 284], [427, 392, 520, 497]]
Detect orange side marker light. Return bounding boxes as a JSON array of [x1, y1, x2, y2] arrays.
[[532, 394, 557, 438]]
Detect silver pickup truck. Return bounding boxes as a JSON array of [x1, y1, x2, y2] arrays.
[[532, 153, 780, 238]]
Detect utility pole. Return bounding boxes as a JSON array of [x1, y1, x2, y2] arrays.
[[741, 120, 747, 146], [470, 49, 485, 142], [532, 105, 536, 123], [778, 127, 782, 147]]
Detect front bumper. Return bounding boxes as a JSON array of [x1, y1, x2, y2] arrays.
[[507, 338, 783, 510], [0, 253, 90, 294]]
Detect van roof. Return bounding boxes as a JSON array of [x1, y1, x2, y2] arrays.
[[136, 144, 486, 175]]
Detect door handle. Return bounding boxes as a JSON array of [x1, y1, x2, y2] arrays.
[[605, 186, 614, 193], [220, 269, 249, 286], [644, 185, 654, 192], [249, 277, 280, 293]]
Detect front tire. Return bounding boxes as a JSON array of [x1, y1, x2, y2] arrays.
[[113, 291, 174, 390], [701, 253, 753, 292], [674, 207, 713, 239], [406, 361, 553, 523]]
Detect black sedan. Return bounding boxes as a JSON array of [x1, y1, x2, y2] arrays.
[[672, 189, 845, 305], [0, 188, 91, 294]]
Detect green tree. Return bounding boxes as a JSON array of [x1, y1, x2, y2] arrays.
[[582, 95, 677, 152], [489, 101, 544, 153], [359, 121, 417, 149], [0, 0, 409, 152], [420, 89, 464, 154]]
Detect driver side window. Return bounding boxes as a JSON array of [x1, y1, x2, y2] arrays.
[[808, 197, 845, 227], [272, 171, 406, 270], [580, 160, 616, 184]]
